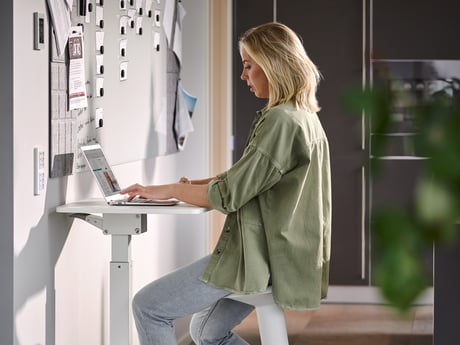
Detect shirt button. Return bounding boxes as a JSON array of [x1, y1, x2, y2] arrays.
[[216, 249, 222, 255]]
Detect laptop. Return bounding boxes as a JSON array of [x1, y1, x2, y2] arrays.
[[80, 144, 179, 206]]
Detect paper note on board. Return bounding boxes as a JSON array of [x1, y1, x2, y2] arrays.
[[68, 27, 88, 110]]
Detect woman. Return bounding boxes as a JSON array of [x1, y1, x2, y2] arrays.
[[121, 22, 331, 345]]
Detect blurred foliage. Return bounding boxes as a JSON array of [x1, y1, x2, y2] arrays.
[[346, 76, 460, 313]]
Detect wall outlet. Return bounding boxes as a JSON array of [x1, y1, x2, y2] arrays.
[[34, 147, 45, 195], [33, 12, 45, 50]]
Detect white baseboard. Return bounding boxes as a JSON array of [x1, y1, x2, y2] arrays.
[[324, 285, 434, 305]]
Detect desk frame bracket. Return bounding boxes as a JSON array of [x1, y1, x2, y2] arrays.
[[69, 213, 147, 235], [69, 213, 104, 231]]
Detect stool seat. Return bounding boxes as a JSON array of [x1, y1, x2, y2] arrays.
[[226, 287, 289, 345]]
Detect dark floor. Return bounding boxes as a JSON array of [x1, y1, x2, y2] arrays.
[[233, 303, 433, 345]]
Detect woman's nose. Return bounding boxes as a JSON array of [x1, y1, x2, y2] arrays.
[[240, 70, 246, 80]]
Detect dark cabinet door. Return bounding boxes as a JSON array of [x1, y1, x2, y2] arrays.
[[373, 0, 460, 59], [233, 0, 367, 285], [232, 0, 274, 162], [434, 232, 460, 345], [277, 0, 368, 285]]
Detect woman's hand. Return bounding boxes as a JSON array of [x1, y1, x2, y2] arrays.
[[121, 180, 213, 208], [120, 183, 173, 201]]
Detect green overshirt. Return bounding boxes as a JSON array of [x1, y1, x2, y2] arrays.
[[202, 102, 332, 310]]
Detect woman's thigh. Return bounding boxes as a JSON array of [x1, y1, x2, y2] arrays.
[[132, 255, 232, 320]]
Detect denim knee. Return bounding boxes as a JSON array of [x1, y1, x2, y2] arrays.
[[132, 288, 160, 321], [189, 298, 253, 345], [132, 288, 175, 336], [189, 309, 235, 345], [189, 312, 203, 344], [190, 311, 220, 345], [132, 289, 146, 321]]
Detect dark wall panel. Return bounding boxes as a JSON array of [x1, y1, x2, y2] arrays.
[[278, 0, 367, 285], [232, 0, 274, 161], [373, 0, 460, 59]]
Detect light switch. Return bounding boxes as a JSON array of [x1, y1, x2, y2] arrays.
[[34, 147, 45, 195]]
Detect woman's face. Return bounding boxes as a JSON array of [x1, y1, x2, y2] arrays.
[[240, 47, 269, 99]]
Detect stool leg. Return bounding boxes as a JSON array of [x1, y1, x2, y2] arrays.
[[255, 304, 289, 345]]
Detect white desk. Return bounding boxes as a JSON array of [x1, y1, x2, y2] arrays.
[[56, 199, 209, 345]]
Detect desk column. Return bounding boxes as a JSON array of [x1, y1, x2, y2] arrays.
[[103, 213, 146, 345], [111, 235, 132, 345]]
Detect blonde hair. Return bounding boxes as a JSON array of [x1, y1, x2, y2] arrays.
[[239, 22, 321, 112]]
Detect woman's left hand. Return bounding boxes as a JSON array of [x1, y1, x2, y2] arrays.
[[120, 183, 173, 201]]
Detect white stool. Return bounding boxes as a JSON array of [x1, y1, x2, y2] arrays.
[[226, 287, 289, 345]]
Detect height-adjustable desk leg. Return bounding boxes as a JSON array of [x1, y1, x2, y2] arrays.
[[110, 234, 132, 345], [69, 212, 146, 345], [103, 213, 146, 345]]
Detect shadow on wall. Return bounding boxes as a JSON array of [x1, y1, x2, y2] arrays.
[[14, 178, 73, 345]]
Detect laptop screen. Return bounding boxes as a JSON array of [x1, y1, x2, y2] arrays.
[[81, 145, 121, 198]]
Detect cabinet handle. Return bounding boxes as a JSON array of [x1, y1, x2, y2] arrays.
[[371, 155, 429, 160], [361, 0, 367, 281], [361, 166, 366, 280]]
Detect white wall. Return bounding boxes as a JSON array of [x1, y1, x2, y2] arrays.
[[10, 0, 210, 344]]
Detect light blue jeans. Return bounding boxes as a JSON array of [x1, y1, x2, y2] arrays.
[[132, 255, 255, 345]]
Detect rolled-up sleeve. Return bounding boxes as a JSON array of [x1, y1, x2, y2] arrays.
[[207, 146, 282, 214], [207, 177, 230, 214]]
